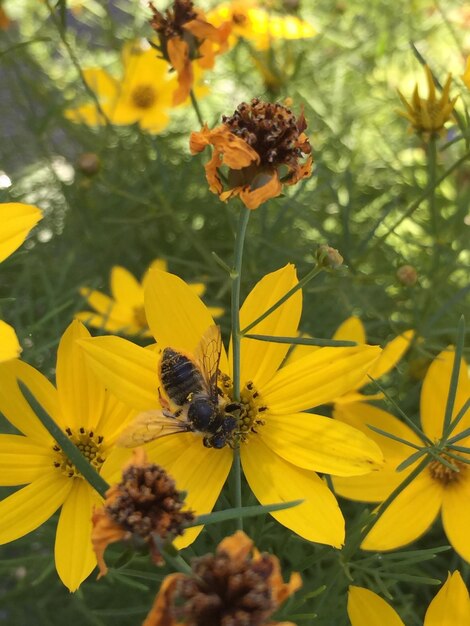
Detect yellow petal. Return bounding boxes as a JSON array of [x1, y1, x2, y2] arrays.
[[441, 474, 470, 564], [82, 67, 118, 100], [0, 202, 42, 263], [79, 287, 133, 325], [95, 393, 137, 446], [231, 264, 301, 389], [139, 108, 171, 134], [369, 330, 414, 380], [260, 411, 383, 476], [110, 265, 144, 308], [78, 335, 159, 411], [55, 480, 101, 591], [241, 437, 344, 546], [145, 433, 232, 548], [0, 434, 52, 486], [262, 346, 381, 414], [333, 403, 420, 502], [333, 316, 366, 344], [64, 102, 108, 126], [0, 320, 21, 362], [56, 320, 106, 431], [420, 349, 470, 441], [144, 269, 228, 371], [424, 571, 470, 626], [74, 311, 143, 336], [0, 472, 71, 544], [462, 56, 470, 90], [0, 359, 58, 443], [348, 586, 405, 626], [361, 472, 443, 551]]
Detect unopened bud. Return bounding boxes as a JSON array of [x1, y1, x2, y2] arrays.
[[77, 152, 100, 177], [316, 245, 344, 269], [396, 265, 418, 287]]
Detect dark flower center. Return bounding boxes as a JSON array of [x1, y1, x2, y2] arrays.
[[52, 427, 105, 478], [131, 85, 157, 109], [174, 551, 276, 626], [428, 453, 466, 485], [222, 98, 311, 169], [149, 0, 197, 39]]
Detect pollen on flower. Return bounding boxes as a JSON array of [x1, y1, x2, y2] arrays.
[[52, 427, 105, 478], [131, 85, 157, 109], [428, 454, 466, 485], [217, 375, 267, 444]]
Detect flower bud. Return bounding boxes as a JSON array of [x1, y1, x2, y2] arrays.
[[316, 245, 344, 269], [77, 153, 101, 177], [396, 264, 418, 287]]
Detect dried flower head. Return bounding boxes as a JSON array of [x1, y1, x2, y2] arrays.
[[397, 65, 457, 138], [190, 98, 313, 210], [149, 0, 231, 105], [91, 448, 194, 576], [316, 244, 344, 269], [143, 530, 301, 626]]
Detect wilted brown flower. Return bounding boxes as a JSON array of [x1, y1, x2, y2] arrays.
[[190, 98, 313, 210], [397, 65, 457, 138], [149, 0, 231, 105], [91, 448, 194, 576], [143, 530, 301, 626]]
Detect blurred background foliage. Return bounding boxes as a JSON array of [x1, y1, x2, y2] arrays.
[[0, 0, 469, 624]]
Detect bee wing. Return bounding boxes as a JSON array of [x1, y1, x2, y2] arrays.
[[194, 325, 222, 395], [118, 409, 190, 447]]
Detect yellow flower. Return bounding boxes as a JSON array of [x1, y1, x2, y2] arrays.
[[0, 202, 42, 362], [0, 320, 136, 591], [79, 264, 383, 549], [190, 98, 313, 210], [462, 56, 470, 90], [76, 258, 223, 336], [333, 348, 470, 561], [397, 65, 457, 137], [143, 530, 301, 626], [65, 41, 178, 133], [208, 0, 316, 51], [348, 571, 470, 626], [288, 316, 414, 406]]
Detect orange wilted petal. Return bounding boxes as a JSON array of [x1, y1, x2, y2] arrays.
[[143, 573, 184, 626], [167, 38, 193, 105]]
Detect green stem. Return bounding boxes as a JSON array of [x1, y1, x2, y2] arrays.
[[427, 135, 439, 254], [230, 207, 251, 530], [240, 265, 324, 335], [189, 89, 205, 127], [19, 382, 109, 498]]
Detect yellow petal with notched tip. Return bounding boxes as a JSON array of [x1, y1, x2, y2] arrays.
[[0, 320, 21, 362], [0, 202, 42, 263], [0, 472, 72, 544], [56, 320, 106, 432], [231, 264, 301, 389], [79, 287, 133, 325], [144, 269, 228, 371], [0, 435, 53, 486], [368, 330, 414, 380], [424, 571, 470, 626], [361, 472, 443, 551], [420, 349, 470, 442], [79, 335, 159, 411], [74, 311, 145, 336], [262, 345, 381, 414], [441, 473, 470, 565], [260, 411, 383, 476], [348, 586, 405, 626], [0, 358, 59, 443], [55, 480, 101, 591], [241, 437, 344, 546], [333, 316, 366, 344], [110, 265, 144, 307], [145, 433, 232, 548]]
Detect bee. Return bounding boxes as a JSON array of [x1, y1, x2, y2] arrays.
[[119, 326, 238, 449]]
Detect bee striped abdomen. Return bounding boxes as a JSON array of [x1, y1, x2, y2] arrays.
[[160, 348, 205, 406]]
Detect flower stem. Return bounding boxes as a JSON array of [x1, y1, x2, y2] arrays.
[[189, 89, 205, 127], [230, 207, 251, 530]]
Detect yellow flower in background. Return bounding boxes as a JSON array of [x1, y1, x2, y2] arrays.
[[333, 348, 470, 562], [462, 56, 470, 90], [208, 0, 316, 50], [0, 320, 136, 591], [79, 264, 383, 549], [348, 571, 470, 626], [65, 41, 178, 132], [0, 202, 42, 362], [76, 258, 223, 336], [288, 316, 414, 406], [397, 65, 457, 137]]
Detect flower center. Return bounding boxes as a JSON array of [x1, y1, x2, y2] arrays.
[[131, 85, 157, 109], [428, 453, 466, 485], [52, 427, 105, 479], [133, 305, 148, 330], [218, 375, 267, 445], [232, 12, 248, 25]]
